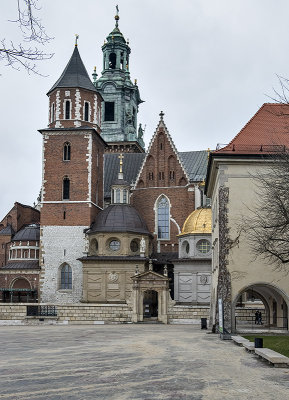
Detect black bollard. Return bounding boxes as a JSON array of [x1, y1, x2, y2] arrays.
[[201, 318, 207, 329], [254, 337, 263, 348]]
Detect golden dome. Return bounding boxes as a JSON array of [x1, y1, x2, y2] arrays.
[[180, 208, 212, 235]]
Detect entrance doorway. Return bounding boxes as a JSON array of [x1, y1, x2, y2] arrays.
[[143, 290, 158, 318]]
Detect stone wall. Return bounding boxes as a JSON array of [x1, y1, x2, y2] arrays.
[[168, 304, 210, 324], [0, 303, 210, 325], [40, 226, 86, 303]]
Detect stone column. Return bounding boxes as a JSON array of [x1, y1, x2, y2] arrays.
[[131, 283, 139, 323], [82, 269, 88, 302]]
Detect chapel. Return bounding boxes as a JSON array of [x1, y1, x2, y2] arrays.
[[0, 10, 212, 324]]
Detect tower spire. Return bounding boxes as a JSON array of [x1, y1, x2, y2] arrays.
[[115, 5, 120, 28]]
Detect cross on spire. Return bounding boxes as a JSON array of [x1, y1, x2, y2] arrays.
[[159, 111, 164, 120], [75, 34, 79, 46], [115, 5, 120, 27]]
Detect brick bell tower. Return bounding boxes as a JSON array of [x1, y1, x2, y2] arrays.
[[39, 39, 106, 304]]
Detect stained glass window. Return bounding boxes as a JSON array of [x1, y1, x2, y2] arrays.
[[157, 196, 170, 239]]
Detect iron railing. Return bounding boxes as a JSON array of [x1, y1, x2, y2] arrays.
[[27, 305, 57, 317]]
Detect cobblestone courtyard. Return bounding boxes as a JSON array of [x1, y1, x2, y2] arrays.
[[0, 324, 288, 399]]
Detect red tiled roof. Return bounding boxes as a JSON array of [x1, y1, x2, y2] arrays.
[[215, 103, 289, 154]]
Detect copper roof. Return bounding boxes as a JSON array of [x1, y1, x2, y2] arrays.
[[90, 204, 150, 235], [12, 224, 40, 241], [215, 103, 289, 154]]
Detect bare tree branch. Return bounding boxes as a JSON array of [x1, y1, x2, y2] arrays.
[[1, 0, 53, 74], [242, 151, 289, 269]]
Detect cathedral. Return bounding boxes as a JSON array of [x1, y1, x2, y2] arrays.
[[0, 12, 212, 324]]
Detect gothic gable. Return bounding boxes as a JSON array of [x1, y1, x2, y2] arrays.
[[134, 114, 189, 189]]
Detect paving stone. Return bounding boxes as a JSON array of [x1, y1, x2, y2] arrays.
[[0, 325, 288, 399]]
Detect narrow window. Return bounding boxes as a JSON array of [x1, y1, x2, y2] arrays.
[[148, 172, 154, 180], [157, 196, 170, 239], [63, 211, 66, 220], [63, 177, 70, 200], [123, 189, 128, 204], [104, 102, 115, 121], [65, 100, 70, 119], [160, 143, 163, 150], [169, 171, 175, 180], [60, 264, 72, 289], [132, 107, 136, 127], [51, 103, 55, 122], [63, 142, 71, 161], [115, 188, 120, 203], [109, 52, 116, 69], [84, 102, 89, 122]]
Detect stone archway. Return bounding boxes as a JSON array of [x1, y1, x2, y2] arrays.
[[131, 271, 169, 324], [232, 283, 289, 332]]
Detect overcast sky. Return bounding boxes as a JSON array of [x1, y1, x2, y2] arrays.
[[1, 0, 289, 218]]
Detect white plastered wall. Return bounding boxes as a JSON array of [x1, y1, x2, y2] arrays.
[[40, 226, 87, 303]]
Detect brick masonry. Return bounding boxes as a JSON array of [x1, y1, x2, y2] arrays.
[[131, 122, 195, 253], [48, 88, 102, 132]]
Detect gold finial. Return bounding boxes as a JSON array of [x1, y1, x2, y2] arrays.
[[118, 153, 124, 174], [127, 38, 129, 45], [207, 148, 211, 160], [115, 5, 120, 27], [134, 79, 137, 85], [75, 34, 79, 46]]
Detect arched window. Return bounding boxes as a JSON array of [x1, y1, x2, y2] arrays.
[[63, 142, 71, 161], [156, 195, 170, 239], [115, 188, 120, 203], [60, 264, 72, 289], [109, 52, 116, 69], [63, 177, 70, 200], [84, 102, 89, 121], [65, 100, 71, 119]]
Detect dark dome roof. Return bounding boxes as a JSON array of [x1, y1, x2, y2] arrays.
[[90, 204, 150, 235], [13, 224, 40, 241]]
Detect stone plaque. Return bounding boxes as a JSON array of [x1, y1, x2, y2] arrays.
[[107, 283, 119, 290]]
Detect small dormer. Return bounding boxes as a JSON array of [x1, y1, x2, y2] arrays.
[[111, 153, 130, 204]]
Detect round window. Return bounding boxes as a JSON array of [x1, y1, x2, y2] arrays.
[[130, 240, 139, 252], [196, 239, 210, 254], [109, 239, 120, 251]]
